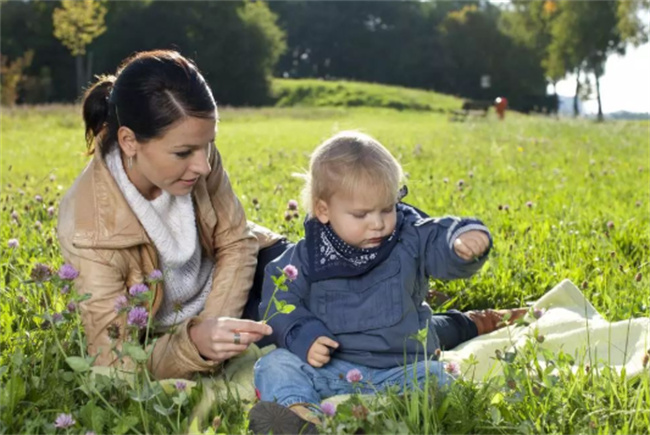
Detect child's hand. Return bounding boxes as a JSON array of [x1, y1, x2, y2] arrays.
[[307, 336, 339, 368], [453, 230, 490, 261]]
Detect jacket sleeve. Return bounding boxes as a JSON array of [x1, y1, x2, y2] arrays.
[[199, 146, 259, 319], [259, 245, 336, 363], [417, 216, 492, 280], [58, 240, 219, 380]]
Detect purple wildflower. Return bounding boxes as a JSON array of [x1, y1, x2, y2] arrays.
[[34, 194, 43, 203], [445, 361, 461, 377], [58, 264, 79, 281], [346, 368, 363, 383], [175, 381, 187, 391], [34, 220, 42, 230], [30, 263, 52, 282], [321, 402, 336, 417], [287, 199, 299, 211], [284, 210, 292, 221], [67, 302, 76, 313], [533, 308, 545, 319], [128, 283, 149, 296], [526, 201, 534, 208], [61, 285, 70, 295], [457, 179, 465, 187], [147, 269, 163, 282], [10, 210, 19, 220], [127, 306, 149, 329], [606, 221, 615, 229], [47, 206, 55, 217], [54, 413, 75, 429], [283, 265, 298, 281], [114, 295, 129, 313], [52, 312, 64, 323], [7, 238, 19, 248]]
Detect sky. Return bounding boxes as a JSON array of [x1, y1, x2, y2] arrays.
[[549, 41, 650, 114]]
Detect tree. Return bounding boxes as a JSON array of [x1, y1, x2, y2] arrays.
[[439, 4, 547, 109], [0, 50, 34, 106], [543, 0, 648, 120], [52, 0, 107, 95]]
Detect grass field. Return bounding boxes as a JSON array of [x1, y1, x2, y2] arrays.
[[1, 103, 649, 434]]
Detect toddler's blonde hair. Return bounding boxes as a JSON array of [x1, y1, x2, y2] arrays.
[[300, 131, 403, 216]]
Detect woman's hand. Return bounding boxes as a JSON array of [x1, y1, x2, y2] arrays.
[[189, 317, 272, 362]]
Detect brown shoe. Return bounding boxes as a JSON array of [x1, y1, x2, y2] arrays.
[[249, 401, 319, 434], [466, 308, 528, 335]]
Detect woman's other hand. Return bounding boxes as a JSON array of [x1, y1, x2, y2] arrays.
[[189, 317, 272, 362]]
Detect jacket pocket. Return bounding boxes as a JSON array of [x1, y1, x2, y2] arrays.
[[310, 258, 403, 334]]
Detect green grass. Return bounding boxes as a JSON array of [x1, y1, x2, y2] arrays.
[[1, 104, 649, 434]]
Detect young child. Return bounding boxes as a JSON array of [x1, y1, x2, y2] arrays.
[[249, 131, 525, 434]]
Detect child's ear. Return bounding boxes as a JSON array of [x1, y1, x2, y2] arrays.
[[314, 199, 330, 224]]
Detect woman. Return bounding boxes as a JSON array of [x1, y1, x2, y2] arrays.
[[57, 49, 287, 379]]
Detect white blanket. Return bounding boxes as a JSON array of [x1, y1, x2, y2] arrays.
[[440, 279, 650, 380]]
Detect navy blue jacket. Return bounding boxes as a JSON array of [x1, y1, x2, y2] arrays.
[[259, 211, 490, 368]]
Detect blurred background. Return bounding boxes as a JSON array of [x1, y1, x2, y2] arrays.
[[1, 0, 648, 119]]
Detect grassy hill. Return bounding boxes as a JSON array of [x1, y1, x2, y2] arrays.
[[272, 78, 463, 112]]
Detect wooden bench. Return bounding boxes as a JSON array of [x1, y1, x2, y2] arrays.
[[449, 100, 492, 122]]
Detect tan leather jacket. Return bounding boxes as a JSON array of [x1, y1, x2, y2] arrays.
[[57, 146, 282, 379]]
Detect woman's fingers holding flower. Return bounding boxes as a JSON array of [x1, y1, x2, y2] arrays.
[[190, 317, 272, 361]]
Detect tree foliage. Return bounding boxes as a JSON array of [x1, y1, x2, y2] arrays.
[[52, 0, 107, 57]]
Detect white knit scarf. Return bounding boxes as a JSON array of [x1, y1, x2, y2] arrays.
[[105, 149, 214, 328]]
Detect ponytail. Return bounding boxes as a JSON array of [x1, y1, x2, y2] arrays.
[[82, 75, 116, 155]]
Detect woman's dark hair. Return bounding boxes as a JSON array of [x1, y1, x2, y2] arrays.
[[82, 50, 217, 157]]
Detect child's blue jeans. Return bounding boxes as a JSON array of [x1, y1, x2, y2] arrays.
[[253, 348, 453, 408]]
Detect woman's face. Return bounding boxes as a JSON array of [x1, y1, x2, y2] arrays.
[[129, 115, 217, 199]]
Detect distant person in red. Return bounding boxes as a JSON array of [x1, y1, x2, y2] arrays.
[[495, 97, 508, 120]]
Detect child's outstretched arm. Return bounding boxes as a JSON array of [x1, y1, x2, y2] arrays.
[[259, 245, 337, 364], [418, 216, 492, 279]]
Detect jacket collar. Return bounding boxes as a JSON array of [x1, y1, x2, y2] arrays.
[[69, 149, 216, 252]]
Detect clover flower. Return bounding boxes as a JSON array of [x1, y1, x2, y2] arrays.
[[283, 265, 298, 281], [30, 263, 52, 282], [346, 368, 363, 383], [175, 381, 187, 391], [321, 402, 336, 417], [128, 283, 149, 296], [147, 269, 163, 282], [127, 306, 149, 329], [54, 413, 75, 428], [58, 264, 79, 281], [445, 361, 461, 377], [287, 199, 299, 211], [114, 295, 129, 313], [7, 238, 19, 249]]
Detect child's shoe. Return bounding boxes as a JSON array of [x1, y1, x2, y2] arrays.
[[249, 401, 320, 434], [466, 308, 528, 335]]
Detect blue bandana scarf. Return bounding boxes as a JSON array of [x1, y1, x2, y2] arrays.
[[304, 202, 425, 282]]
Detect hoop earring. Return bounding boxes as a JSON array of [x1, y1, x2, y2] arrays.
[[127, 156, 133, 170]]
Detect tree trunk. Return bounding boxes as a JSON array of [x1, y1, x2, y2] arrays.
[[573, 68, 581, 117], [75, 55, 84, 97], [85, 51, 94, 87], [595, 71, 603, 122]]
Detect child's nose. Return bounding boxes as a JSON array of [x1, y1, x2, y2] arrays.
[[370, 214, 385, 230]]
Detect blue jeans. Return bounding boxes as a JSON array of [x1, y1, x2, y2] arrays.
[[254, 348, 452, 408]]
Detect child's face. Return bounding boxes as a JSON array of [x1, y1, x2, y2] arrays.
[[315, 189, 397, 249]]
